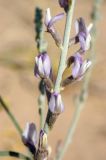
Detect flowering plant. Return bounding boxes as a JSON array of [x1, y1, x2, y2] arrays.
[[0, 0, 103, 160]]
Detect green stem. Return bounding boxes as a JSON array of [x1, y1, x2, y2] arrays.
[[38, 94, 45, 129], [56, 85, 87, 160], [0, 151, 31, 160], [0, 96, 22, 136], [54, 0, 76, 92], [43, 0, 76, 134], [56, 0, 103, 159]]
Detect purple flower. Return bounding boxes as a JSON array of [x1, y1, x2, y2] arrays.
[[22, 122, 37, 154], [59, 0, 69, 12], [72, 52, 92, 80], [34, 52, 51, 78], [75, 17, 93, 52], [45, 8, 64, 32], [49, 92, 64, 113]]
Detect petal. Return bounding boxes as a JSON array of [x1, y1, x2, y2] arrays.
[[35, 56, 38, 64], [48, 13, 64, 28], [32, 130, 37, 146], [56, 94, 64, 112], [43, 54, 51, 77], [45, 8, 52, 26], [72, 56, 81, 78], [75, 20, 79, 34], [79, 34, 86, 51], [34, 63, 39, 77], [49, 94, 56, 113], [85, 34, 91, 50], [87, 23, 93, 32], [22, 122, 37, 153], [79, 60, 92, 75], [28, 123, 37, 146], [22, 122, 30, 139], [78, 18, 87, 35], [38, 56, 44, 75]]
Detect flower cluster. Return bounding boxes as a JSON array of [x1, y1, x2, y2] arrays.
[[34, 7, 92, 129], [22, 2, 93, 159], [62, 17, 92, 86]]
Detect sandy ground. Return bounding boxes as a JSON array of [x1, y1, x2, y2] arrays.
[[0, 0, 106, 160]]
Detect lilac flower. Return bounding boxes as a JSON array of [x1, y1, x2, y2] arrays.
[[72, 53, 92, 80], [49, 92, 64, 113], [45, 92, 64, 129], [34, 52, 51, 79], [75, 17, 93, 52], [45, 8, 64, 32], [59, 0, 69, 12], [22, 122, 37, 154]]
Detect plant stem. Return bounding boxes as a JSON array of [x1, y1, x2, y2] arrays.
[[38, 94, 45, 129], [0, 151, 31, 160], [54, 0, 76, 92], [56, 81, 87, 160], [56, 0, 103, 159], [43, 0, 76, 134], [0, 96, 22, 136]]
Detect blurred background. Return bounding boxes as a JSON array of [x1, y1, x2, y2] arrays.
[[0, 0, 106, 160]]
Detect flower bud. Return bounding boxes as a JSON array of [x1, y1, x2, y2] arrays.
[[49, 92, 64, 113], [59, 0, 72, 12], [34, 52, 51, 79], [75, 17, 93, 52], [61, 52, 92, 87], [22, 122, 37, 154], [46, 92, 64, 129], [36, 130, 48, 160], [39, 130, 48, 149], [72, 53, 92, 80]]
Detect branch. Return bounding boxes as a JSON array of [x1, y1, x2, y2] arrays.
[[55, 0, 103, 159], [44, 0, 76, 134], [0, 96, 22, 136], [54, 0, 76, 92]]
